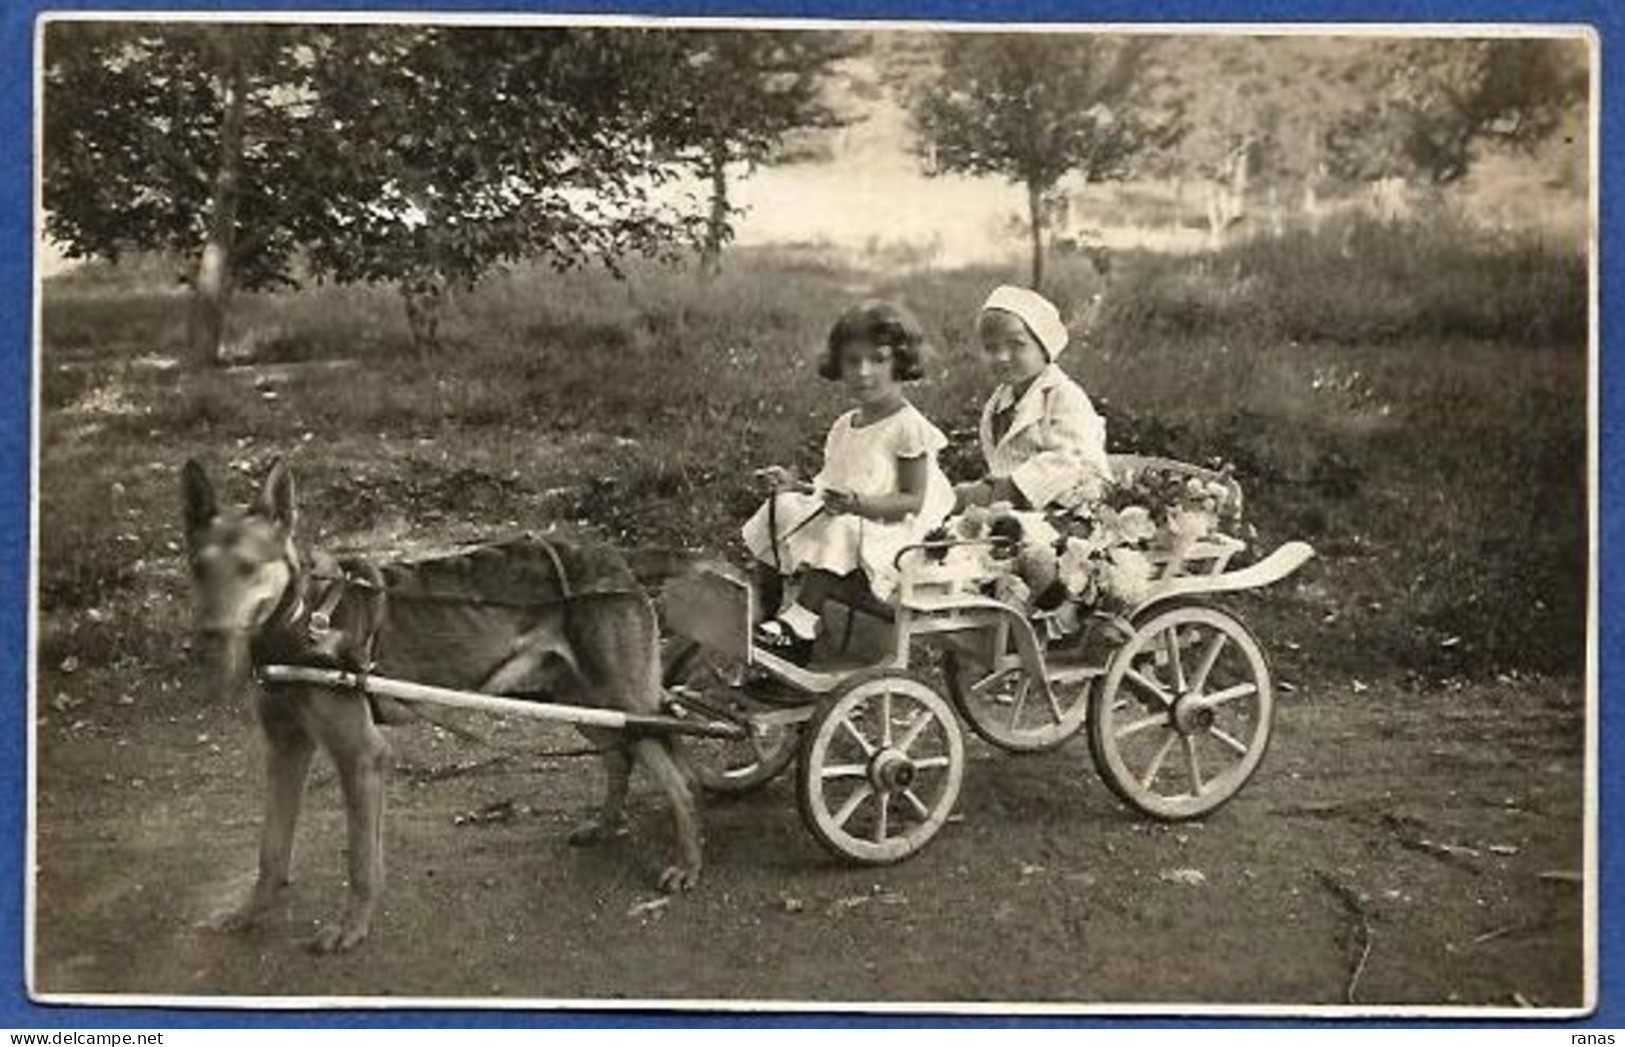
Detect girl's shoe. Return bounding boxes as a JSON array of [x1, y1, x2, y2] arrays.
[[753, 618, 815, 667]]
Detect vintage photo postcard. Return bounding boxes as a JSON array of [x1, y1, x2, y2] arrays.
[[27, 12, 1597, 1015]]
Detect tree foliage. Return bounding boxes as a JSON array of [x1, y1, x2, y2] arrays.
[[43, 22, 314, 291], [1326, 38, 1588, 187], [653, 30, 863, 273], [43, 23, 713, 353], [293, 28, 705, 300], [1142, 37, 1378, 240], [905, 34, 1173, 288]]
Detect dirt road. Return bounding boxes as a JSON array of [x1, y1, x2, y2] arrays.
[[31, 660, 1585, 1009]]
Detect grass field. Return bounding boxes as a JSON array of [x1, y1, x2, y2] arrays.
[[39, 214, 1589, 688]]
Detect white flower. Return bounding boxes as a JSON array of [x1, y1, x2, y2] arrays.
[[1102, 547, 1153, 607], [941, 543, 992, 578], [1012, 510, 1060, 549], [1053, 483, 1089, 511], [1117, 505, 1157, 544], [1165, 506, 1217, 543], [1054, 466, 1109, 510], [1057, 537, 1099, 596], [1090, 510, 1125, 552], [952, 505, 990, 540]]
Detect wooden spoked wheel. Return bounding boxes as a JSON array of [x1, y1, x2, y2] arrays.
[[943, 649, 1091, 752], [797, 671, 965, 864], [662, 639, 799, 795], [1088, 604, 1274, 820]]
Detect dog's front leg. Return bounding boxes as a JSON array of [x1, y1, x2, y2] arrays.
[[304, 691, 389, 954], [211, 698, 314, 933]]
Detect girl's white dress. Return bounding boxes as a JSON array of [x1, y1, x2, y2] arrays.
[[743, 403, 955, 602]]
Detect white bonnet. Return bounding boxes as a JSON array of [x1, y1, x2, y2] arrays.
[[981, 285, 1069, 360]]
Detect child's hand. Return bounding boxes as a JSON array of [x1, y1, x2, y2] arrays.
[[988, 477, 1024, 506], [822, 488, 865, 517], [953, 480, 993, 512], [754, 466, 803, 492]]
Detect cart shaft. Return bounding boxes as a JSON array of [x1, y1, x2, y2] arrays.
[[257, 664, 747, 739]]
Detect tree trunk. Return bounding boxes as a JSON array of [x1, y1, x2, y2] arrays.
[[1302, 125, 1324, 234], [1369, 175, 1410, 222], [1232, 139, 1251, 198], [400, 270, 446, 352], [190, 31, 245, 366], [1205, 143, 1251, 251], [1026, 180, 1045, 292], [1204, 184, 1227, 251], [1226, 141, 1251, 232], [699, 138, 730, 279]]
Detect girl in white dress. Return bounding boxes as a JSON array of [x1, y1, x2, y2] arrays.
[[743, 301, 954, 665]]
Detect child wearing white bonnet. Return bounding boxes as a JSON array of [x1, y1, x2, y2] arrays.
[[955, 284, 1111, 511]]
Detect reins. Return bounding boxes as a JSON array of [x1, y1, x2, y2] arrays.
[[767, 487, 827, 578]]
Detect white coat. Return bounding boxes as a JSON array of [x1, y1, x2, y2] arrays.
[[978, 364, 1110, 510]]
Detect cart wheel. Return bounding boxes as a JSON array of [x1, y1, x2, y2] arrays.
[[663, 639, 799, 795], [1088, 603, 1273, 820], [943, 649, 1090, 752], [797, 670, 965, 864]]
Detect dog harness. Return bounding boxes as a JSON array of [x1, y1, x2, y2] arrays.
[[255, 533, 641, 683]]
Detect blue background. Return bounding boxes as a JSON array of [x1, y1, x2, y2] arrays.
[[0, 0, 1614, 1028]]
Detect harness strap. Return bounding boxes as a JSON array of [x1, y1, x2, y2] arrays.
[[259, 565, 308, 637], [768, 485, 783, 578], [535, 534, 573, 602], [253, 554, 386, 677], [340, 557, 388, 673], [301, 537, 603, 611], [306, 572, 350, 634]]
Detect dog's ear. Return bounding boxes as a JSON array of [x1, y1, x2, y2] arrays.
[[181, 459, 216, 542], [257, 458, 297, 533]]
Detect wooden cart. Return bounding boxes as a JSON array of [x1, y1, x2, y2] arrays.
[[660, 455, 1316, 862]]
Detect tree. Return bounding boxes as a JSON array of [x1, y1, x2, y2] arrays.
[[43, 24, 712, 357], [906, 34, 1172, 290], [1146, 37, 1375, 244], [44, 22, 317, 364], [290, 26, 709, 345], [1326, 37, 1588, 190], [656, 31, 862, 276]]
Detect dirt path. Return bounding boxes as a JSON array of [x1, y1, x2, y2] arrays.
[[31, 667, 1585, 1008]]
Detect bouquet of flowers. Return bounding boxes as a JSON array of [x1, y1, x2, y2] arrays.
[[1101, 461, 1245, 553], [924, 460, 1246, 625]]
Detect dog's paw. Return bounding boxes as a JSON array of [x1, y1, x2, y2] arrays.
[[657, 863, 701, 893], [307, 919, 370, 954], [567, 820, 629, 847]]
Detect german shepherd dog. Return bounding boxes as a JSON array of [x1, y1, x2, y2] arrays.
[[182, 458, 700, 952]]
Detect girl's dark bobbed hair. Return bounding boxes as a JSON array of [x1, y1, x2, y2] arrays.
[[819, 299, 930, 382]]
